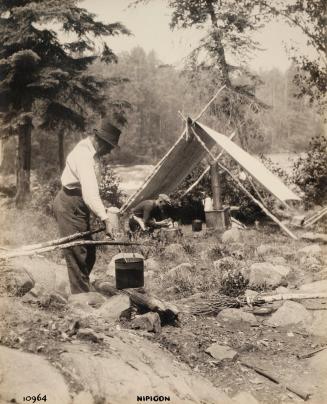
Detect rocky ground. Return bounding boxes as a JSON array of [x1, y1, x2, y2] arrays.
[[0, 221, 327, 404]]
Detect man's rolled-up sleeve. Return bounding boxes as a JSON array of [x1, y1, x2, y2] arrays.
[[75, 153, 108, 220]]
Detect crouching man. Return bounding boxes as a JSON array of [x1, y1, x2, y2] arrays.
[[129, 194, 172, 234], [53, 118, 121, 294]]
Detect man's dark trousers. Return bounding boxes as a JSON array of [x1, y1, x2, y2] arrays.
[[53, 189, 96, 294]]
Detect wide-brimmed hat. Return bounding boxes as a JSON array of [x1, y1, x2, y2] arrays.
[[95, 118, 121, 148]]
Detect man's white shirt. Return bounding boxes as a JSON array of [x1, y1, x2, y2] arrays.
[[61, 137, 107, 220]]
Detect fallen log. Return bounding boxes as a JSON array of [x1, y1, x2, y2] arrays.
[[124, 290, 180, 325], [240, 361, 310, 401]]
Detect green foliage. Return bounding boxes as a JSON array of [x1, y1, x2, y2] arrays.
[[0, 0, 130, 205], [99, 165, 126, 208], [30, 177, 61, 216], [292, 135, 327, 207]]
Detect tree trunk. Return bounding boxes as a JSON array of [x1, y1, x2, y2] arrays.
[[15, 123, 32, 208], [58, 131, 65, 171]]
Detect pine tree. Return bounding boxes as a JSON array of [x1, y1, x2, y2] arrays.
[[0, 0, 130, 207]]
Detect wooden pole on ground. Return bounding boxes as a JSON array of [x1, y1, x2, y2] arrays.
[[0, 240, 141, 260]]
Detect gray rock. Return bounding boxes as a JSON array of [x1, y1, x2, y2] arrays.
[[167, 263, 193, 278], [301, 232, 327, 244], [206, 344, 238, 362], [248, 262, 287, 288], [68, 292, 106, 309], [131, 312, 161, 333], [306, 311, 327, 337], [97, 294, 130, 322], [222, 228, 243, 243], [299, 244, 322, 257], [4, 266, 34, 296], [266, 301, 312, 327], [11, 256, 56, 292], [233, 392, 259, 404], [145, 257, 161, 272], [275, 286, 291, 294], [77, 328, 104, 343], [217, 308, 257, 325], [72, 391, 94, 404], [308, 349, 327, 403], [162, 243, 187, 264], [0, 345, 70, 404], [300, 280, 327, 293], [60, 335, 233, 404], [267, 256, 286, 265], [244, 289, 259, 299], [273, 265, 291, 277], [256, 244, 278, 257]]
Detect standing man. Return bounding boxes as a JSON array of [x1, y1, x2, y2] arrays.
[[53, 118, 121, 294]]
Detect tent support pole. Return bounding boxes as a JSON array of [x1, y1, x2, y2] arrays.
[[190, 126, 298, 240]]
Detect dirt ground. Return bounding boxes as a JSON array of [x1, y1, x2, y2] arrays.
[[0, 212, 327, 404]]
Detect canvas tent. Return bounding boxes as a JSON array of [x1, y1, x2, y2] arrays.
[[120, 120, 300, 215]]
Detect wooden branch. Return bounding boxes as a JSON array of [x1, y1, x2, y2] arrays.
[[304, 207, 327, 227], [240, 361, 310, 401], [21, 227, 105, 251], [0, 240, 141, 259], [297, 345, 327, 360], [125, 290, 180, 324], [250, 293, 327, 305], [216, 160, 298, 240], [182, 130, 236, 197], [120, 86, 226, 214]]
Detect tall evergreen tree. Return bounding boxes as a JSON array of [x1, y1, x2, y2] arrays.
[[0, 0, 130, 207]]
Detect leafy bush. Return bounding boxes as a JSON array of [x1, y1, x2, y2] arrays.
[[31, 177, 61, 216], [99, 164, 126, 208], [292, 135, 327, 207]]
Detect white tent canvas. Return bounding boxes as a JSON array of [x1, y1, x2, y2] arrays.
[[121, 121, 300, 214]]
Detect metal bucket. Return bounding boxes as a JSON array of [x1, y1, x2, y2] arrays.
[[192, 219, 202, 232], [115, 257, 144, 290]]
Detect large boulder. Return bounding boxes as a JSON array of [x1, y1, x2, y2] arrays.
[[167, 263, 193, 279], [222, 228, 243, 244], [247, 262, 289, 288], [11, 256, 70, 296], [206, 343, 238, 362], [217, 308, 257, 326], [96, 294, 130, 322], [306, 311, 327, 337], [256, 244, 279, 258], [0, 346, 70, 404], [2, 266, 34, 296], [233, 392, 259, 404], [299, 244, 322, 257], [68, 292, 106, 310], [60, 336, 233, 404], [300, 280, 327, 293], [265, 301, 312, 327]]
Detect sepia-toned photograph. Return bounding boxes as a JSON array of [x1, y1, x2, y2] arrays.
[[0, 1, 326, 403]]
